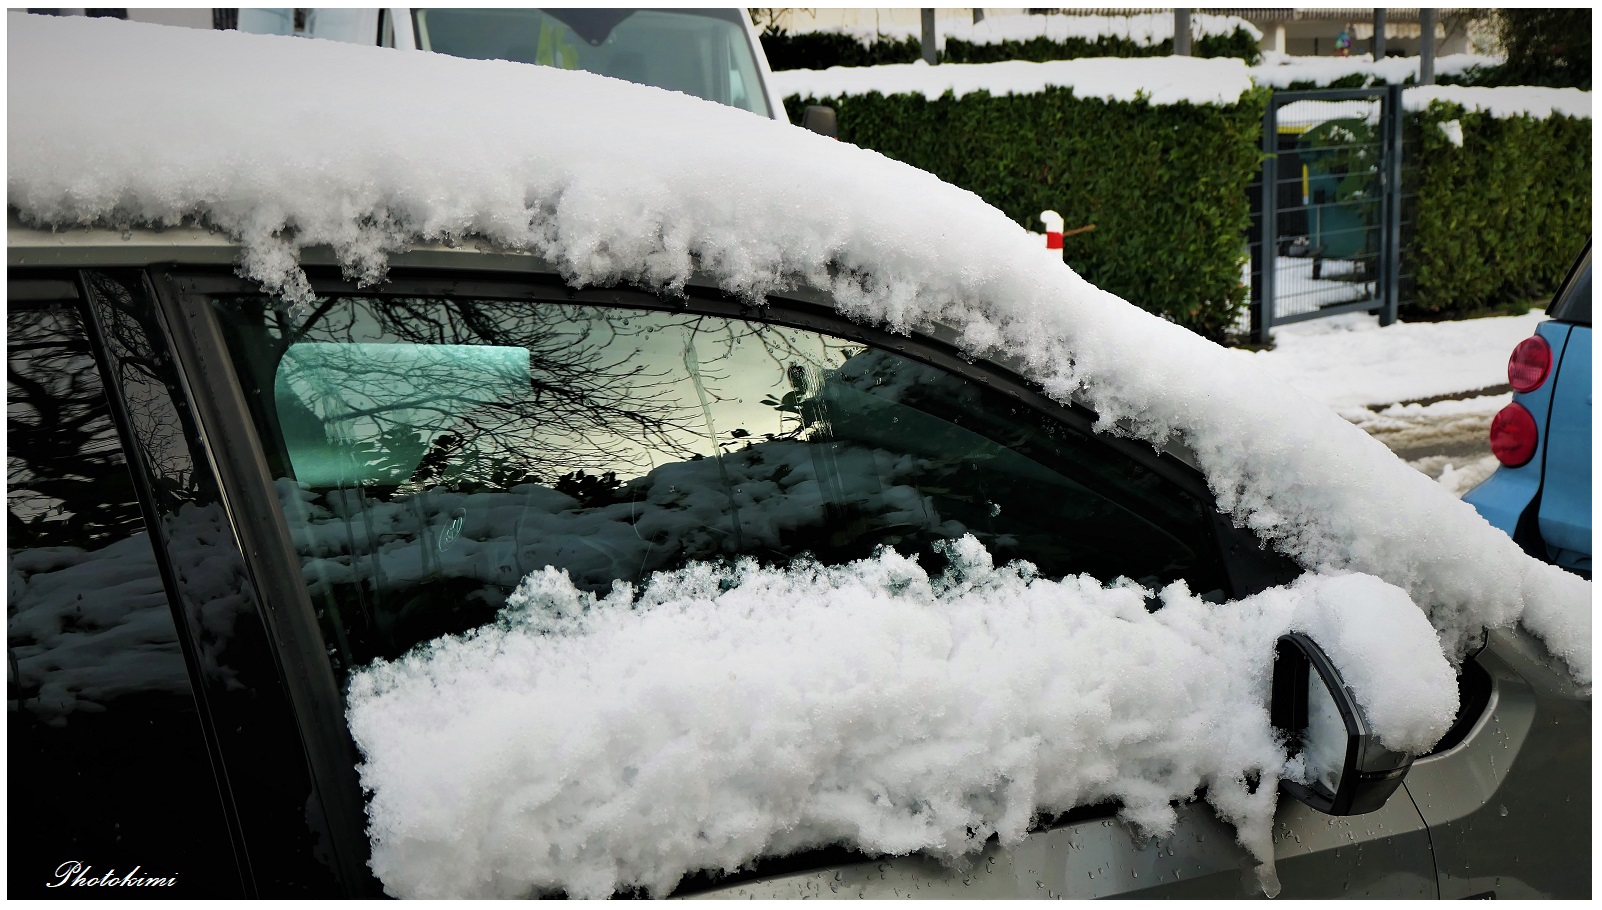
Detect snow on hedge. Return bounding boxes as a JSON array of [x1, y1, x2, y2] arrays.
[[8, 13, 1591, 900], [1403, 83, 1592, 120], [784, 11, 1262, 47], [770, 49, 1588, 122], [1249, 51, 1504, 89], [770, 54, 1255, 105]]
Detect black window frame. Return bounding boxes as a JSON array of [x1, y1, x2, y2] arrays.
[[67, 266, 380, 897], [1545, 240, 1592, 327], [8, 272, 251, 896]]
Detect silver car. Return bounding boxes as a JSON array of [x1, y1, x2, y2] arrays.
[[7, 10, 1588, 899]]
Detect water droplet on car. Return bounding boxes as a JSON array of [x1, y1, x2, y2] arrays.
[[1498, 805, 1508, 817]]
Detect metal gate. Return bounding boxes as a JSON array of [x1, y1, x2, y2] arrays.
[[1250, 85, 1403, 345]]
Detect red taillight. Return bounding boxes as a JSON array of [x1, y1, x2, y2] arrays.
[[1507, 335, 1552, 393], [1489, 402, 1539, 467]]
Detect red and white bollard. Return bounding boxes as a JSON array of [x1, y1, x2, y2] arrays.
[[1039, 210, 1065, 260]]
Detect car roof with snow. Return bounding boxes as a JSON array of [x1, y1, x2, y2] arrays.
[[8, 11, 1592, 900]]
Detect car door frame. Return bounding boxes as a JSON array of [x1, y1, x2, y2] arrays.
[[139, 257, 1440, 898]]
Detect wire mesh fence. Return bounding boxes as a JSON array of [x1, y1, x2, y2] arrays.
[[1247, 86, 1404, 344]]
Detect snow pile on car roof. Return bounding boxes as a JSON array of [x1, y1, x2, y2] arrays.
[[349, 541, 1453, 899], [7, 13, 1591, 899]]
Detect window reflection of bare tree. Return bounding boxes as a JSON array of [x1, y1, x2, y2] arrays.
[[213, 294, 912, 670], [7, 303, 144, 548], [226, 296, 714, 493], [81, 273, 201, 513]]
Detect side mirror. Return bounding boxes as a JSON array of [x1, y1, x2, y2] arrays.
[[801, 105, 837, 139], [1271, 633, 1413, 816]]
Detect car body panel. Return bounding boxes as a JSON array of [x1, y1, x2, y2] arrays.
[[686, 792, 1435, 899], [1537, 323, 1591, 567], [1461, 320, 1561, 544], [1405, 628, 1591, 899]]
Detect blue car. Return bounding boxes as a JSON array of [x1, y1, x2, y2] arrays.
[[1466, 242, 1592, 578]]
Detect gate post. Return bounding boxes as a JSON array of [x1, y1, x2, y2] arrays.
[[1381, 83, 1402, 327], [1253, 98, 1278, 345]]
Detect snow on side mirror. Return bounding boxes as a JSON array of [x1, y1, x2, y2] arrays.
[[801, 105, 837, 139], [1272, 633, 1414, 816]]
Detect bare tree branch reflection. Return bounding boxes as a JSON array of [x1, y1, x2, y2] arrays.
[[7, 303, 144, 548], [226, 296, 725, 490]]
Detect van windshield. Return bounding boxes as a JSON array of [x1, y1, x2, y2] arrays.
[[411, 8, 771, 118]]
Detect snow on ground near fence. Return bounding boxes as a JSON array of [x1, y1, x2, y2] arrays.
[[771, 54, 1254, 105], [1240, 309, 1547, 411], [8, 13, 1590, 899], [1240, 313, 1545, 495], [784, 11, 1261, 47]]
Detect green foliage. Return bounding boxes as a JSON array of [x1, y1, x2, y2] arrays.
[[1276, 73, 1377, 92], [1401, 101, 1592, 319], [1494, 8, 1592, 90], [785, 86, 1269, 341], [759, 25, 1260, 71]]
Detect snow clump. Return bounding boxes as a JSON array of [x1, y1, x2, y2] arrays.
[[348, 539, 1454, 899]]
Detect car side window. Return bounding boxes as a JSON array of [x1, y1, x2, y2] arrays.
[[212, 294, 1227, 677], [7, 295, 240, 896]]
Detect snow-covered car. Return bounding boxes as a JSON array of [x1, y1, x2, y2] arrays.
[[6, 13, 1590, 900], [1465, 242, 1592, 578]]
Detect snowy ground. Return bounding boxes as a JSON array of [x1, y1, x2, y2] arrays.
[[1237, 309, 1545, 495]]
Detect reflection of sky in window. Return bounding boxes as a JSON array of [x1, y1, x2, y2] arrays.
[[610, 314, 861, 477], [277, 342, 532, 486], [273, 304, 861, 488]]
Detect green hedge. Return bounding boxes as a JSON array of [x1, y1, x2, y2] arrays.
[[760, 31, 921, 70], [1402, 102, 1592, 318], [785, 87, 1271, 341], [760, 28, 1261, 72]]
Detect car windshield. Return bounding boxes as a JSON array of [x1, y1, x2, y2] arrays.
[[410, 8, 771, 117]]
